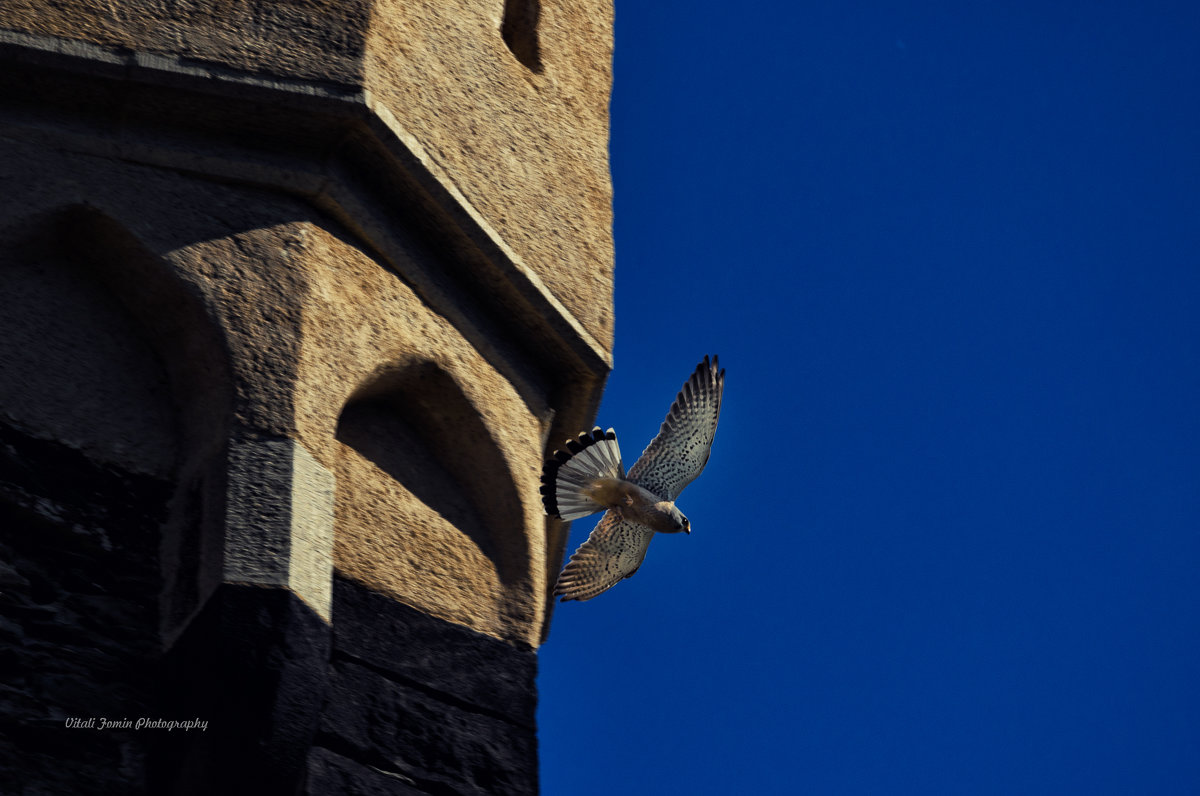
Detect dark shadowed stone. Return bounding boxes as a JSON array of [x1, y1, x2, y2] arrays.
[[331, 575, 537, 727], [152, 583, 331, 796], [0, 420, 168, 794], [306, 746, 429, 796], [317, 657, 537, 796]]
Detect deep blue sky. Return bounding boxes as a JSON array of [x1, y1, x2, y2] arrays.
[[538, 3, 1200, 794]]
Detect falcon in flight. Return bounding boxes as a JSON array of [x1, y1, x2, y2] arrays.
[[542, 355, 725, 601]]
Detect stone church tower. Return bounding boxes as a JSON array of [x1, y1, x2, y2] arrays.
[[0, 2, 613, 793]]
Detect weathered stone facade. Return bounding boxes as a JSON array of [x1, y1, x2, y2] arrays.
[[0, 2, 613, 792]]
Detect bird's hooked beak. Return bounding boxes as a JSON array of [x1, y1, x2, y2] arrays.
[[683, 519, 691, 535]]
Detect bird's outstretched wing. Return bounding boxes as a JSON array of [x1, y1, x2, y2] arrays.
[[627, 355, 725, 501], [554, 511, 655, 602]]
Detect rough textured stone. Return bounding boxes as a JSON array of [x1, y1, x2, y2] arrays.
[[0, 134, 561, 645], [0, 421, 169, 795], [330, 575, 537, 726], [0, 2, 614, 792], [318, 658, 537, 796], [223, 433, 336, 621], [307, 577, 540, 795], [0, 0, 615, 347], [307, 747, 429, 796], [154, 584, 332, 796], [361, 0, 615, 346], [0, 225, 178, 476]]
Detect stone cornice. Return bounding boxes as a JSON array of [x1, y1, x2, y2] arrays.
[[0, 28, 611, 398]]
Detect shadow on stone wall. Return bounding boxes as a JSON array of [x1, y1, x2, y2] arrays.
[[0, 206, 232, 793]]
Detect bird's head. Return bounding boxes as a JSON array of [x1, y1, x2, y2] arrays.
[[654, 500, 691, 534]]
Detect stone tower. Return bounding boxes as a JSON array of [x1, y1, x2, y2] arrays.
[[0, 2, 613, 793]]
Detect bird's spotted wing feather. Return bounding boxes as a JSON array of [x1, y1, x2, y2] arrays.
[[554, 511, 655, 602], [627, 355, 725, 501]]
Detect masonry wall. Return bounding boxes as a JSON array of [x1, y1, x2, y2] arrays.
[[0, 2, 613, 793]]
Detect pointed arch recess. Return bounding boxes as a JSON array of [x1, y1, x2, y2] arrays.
[[336, 360, 528, 588]]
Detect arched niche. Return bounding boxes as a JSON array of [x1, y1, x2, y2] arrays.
[[335, 360, 528, 593], [0, 205, 232, 791], [0, 210, 178, 474], [3, 205, 232, 631]]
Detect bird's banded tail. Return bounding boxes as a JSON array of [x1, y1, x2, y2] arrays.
[[541, 426, 625, 520]]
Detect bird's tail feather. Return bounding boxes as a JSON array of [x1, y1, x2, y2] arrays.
[[540, 427, 624, 520]]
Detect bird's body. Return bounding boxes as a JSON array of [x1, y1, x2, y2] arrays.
[[578, 477, 689, 533], [541, 355, 725, 601]]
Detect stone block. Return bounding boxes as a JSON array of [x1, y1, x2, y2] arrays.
[[318, 657, 536, 796], [306, 747, 429, 796], [223, 432, 335, 622], [154, 584, 332, 795], [331, 576, 537, 726]]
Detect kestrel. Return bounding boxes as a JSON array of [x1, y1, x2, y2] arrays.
[[542, 355, 725, 601]]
